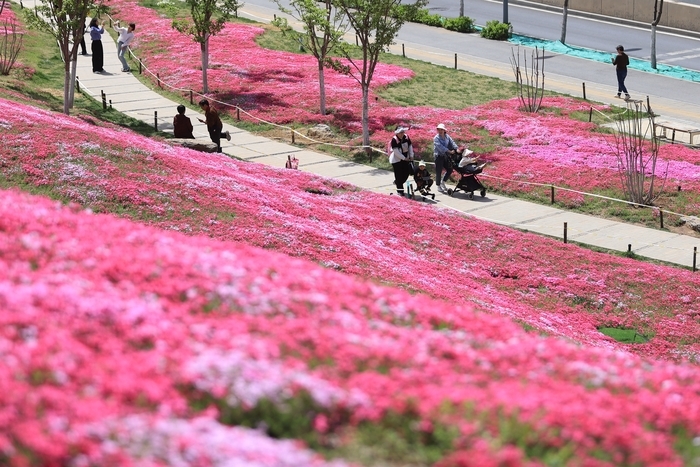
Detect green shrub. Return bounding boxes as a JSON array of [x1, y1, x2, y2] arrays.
[[480, 20, 512, 40], [414, 9, 445, 27], [444, 16, 475, 33]]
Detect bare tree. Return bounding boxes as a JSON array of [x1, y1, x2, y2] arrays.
[[24, 0, 94, 115], [274, 0, 347, 115], [172, 0, 242, 93], [614, 100, 666, 204], [0, 19, 23, 75], [459, 0, 464, 18], [560, 0, 569, 44], [0, 0, 7, 16], [651, 0, 663, 69], [332, 0, 427, 150], [510, 46, 545, 113]]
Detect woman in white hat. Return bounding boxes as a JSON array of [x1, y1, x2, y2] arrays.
[[389, 126, 415, 197], [433, 123, 459, 192]]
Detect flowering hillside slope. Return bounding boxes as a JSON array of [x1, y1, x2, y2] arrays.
[[2, 97, 700, 366], [109, 0, 700, 209], [2, 188, 700, 466]]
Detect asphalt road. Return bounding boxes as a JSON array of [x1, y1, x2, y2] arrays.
[[426, 0, 700, 71], [242, 0, 700, 115]]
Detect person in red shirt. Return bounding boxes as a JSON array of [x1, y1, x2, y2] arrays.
[[173, 105, 194, 139], [198, 99, 230, 153]]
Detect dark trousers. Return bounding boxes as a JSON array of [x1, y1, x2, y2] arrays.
[[91, 40, 103, 72], [79, 37, 87, 54], [208, 125, 223, 153], [392, 160, 413, 193], [616, 69, 628, 94], [434, 154, 452, 183]]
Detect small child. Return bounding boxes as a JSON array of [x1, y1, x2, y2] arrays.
[[413, 161, 434, 194]]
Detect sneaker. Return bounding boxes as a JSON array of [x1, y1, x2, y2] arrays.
[[122, 68, 131, 72], [440, 182, 447, 192], [616, 93, 621, 98], [625, 94, 631, 100], [225, 131, 231, 141]]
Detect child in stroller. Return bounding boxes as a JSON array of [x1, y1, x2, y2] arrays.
[[447, 148, 487, 199], [412, 160, 435, 200]]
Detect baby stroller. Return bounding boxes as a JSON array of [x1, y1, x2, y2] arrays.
[[406, 161, 435, 201], [447, 150, 487, 199]]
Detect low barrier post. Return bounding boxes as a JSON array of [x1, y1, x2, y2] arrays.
[[628, 244, 632, 254], [139, 59, 142, 74], [660, 210, 664, 229], [454, 53, 457, 69], [291, 130, 295, 144], [236, 108, 240, 121], [550, 185, 554, 204], [694, 247, 697, 272], [101, 91, 106, 110], [157, 73, 162, 88], [109, 99, 112, 110], [563, 222, 567, 243], [190, 90, 193, 105], [588, 107, 593, 122], [582, 82, 586, 100], [154, 111, 158, 131], [402, 43, 405, 57]]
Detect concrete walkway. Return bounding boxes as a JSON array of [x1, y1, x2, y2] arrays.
[[68, 8, 700, 270]]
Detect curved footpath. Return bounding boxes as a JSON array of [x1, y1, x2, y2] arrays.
[[60, 3, 700, 269]]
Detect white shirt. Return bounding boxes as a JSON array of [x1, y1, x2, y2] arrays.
[[116, 26, 135, 47], [388, 135, 414, 164]]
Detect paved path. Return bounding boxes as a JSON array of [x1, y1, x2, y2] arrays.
[[68, 9, 700, 270]]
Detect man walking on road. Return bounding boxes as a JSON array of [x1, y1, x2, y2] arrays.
[[612, 45, 631, 100]]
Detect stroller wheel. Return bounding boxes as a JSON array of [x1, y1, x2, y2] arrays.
[[447, 189, 453, 196], [480, 189, 486, 197], [468, 192, 474, 200]]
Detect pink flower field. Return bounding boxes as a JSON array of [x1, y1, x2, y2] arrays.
[[5, 1, 700, 463], [3, 93, 700, 463], [108, 0, 700, 213], [3, 168, 700, 466]]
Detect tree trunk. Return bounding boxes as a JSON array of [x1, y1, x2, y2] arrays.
[[318, 59, 326, 115], [68, 56, 77, 109], [459, 0, 464, 17], [201, 39, 209, 94], [651, 0, 663, 70], [361, 84, 370, 148], [651, 25, 657, 69], [63, 59, 71, 115], [560, 0, 569, 44]]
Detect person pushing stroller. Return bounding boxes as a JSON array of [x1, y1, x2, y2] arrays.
[[433, 123, 459, 193]]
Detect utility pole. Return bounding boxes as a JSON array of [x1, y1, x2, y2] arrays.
[[503, 0, 509, 24]]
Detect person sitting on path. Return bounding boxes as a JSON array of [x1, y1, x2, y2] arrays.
[[389, 126, 415, 197], [88, 18, 105, 73], [114, 20, 136, 72], [612, 44, 631, 100], [197, 99, 231, 153], [433, 123, 458, 193], [173, 105, 194, 139]]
